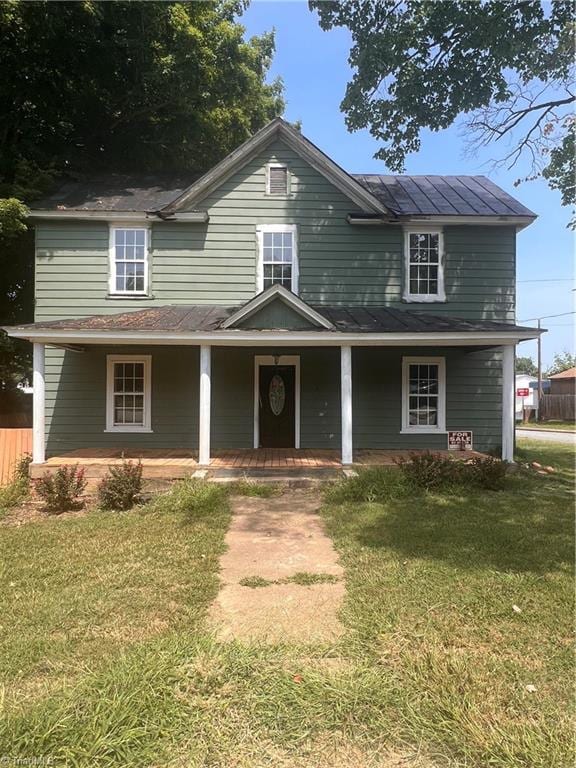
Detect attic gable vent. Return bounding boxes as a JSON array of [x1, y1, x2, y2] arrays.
[[267, 164, 289, 195]]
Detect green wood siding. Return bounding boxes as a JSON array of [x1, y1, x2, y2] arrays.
[[236, 300, 319, 330], [353, 347, 503, 453], [35, 140, 516, 323], [46, 345, 502, 456], [45, 346, 199, 456]]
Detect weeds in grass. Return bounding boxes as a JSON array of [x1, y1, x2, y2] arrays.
[[144, 478, 229, 522], [0, 477, 29, 517], [325, 466, 415, 504], [229, 479, 281, 497], [239, 576, 273, 588], [239, 572, 339, 588]]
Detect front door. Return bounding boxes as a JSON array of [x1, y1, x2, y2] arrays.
[[258, 365, 295, 448]]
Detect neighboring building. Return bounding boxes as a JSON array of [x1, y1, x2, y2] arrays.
[[549, 367, 576, 395], [4, 119, 541, 465], [515, 373, 537, 420]]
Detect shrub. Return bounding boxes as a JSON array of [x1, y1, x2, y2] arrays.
[[395, 452, 463, 491], [0, 478, 28, 514], [14, 452, 32, 482], [97, 460, 143, 510], [467, 456, 509, 490], [35, 465, 86, 514]]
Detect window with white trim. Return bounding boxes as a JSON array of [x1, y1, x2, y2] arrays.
[[403, 228, 445, 302], [401, 356, 446, 432], [110, 227, 148, 295], [257, 224, 298, 293], [266, 163, 289, 195], [106, 355, 151, 432]]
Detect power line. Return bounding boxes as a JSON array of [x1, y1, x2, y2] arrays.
[[519, 311, 576, 323], [518, 278, 574, 283]]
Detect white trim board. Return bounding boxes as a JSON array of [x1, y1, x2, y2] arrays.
[[8, 329, 540, 346], [221, 283, 333, 330], [253, 355, 300, 449], [29, 211, 209, 222]]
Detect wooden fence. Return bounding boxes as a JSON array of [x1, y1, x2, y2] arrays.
[[0, 428, 32, 486], [539, 394, 575, 422]]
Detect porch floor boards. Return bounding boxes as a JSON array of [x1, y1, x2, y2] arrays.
[[31, 447, 483, 480]]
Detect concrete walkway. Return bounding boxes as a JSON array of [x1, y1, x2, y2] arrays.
[[209, 489, 344, 643], [517, 428, 576, 445]]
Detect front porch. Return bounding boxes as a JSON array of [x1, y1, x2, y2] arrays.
[[30, 446, 483, 481]]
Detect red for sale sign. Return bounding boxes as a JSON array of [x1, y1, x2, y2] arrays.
[[516, 388, 530, 397]]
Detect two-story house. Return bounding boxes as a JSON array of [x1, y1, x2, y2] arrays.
[[5, 119, 540, 471]]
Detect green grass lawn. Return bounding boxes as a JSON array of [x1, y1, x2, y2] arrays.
[[0, 444, 573, 767], [519, 420, 576, 432]]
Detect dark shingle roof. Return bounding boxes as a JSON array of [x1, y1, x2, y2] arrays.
[[352, 174, 535, 217], [30, 171, 535, 219], [31, 174, 198, 212], [12, 305, 537, 336]]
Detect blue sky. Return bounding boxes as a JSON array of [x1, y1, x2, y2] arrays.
[[242, 1, 574, 368]]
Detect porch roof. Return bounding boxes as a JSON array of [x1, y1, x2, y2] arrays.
[[5, 300, 542, 346]]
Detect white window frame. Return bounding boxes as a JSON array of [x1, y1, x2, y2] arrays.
[[256, 224, 299, 294], [401, 356, 446, 434], [105, 355, 152, 433], [253, 355, 300, 449], [109, 225, 150, 296], [403, 226, 446, 303], [265, 162, 291, 196]]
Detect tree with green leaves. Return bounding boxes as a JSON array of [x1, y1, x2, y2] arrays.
[[311, 0, 575, 212], [547, 351, 576, 377], [0, 0, 284, 387], [516, 356, 538, 376]]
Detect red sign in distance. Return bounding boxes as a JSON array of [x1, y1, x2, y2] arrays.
[[516, 388, 530, 397]]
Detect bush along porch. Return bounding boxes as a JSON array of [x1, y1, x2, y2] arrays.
[[4, 119, 542, 470]]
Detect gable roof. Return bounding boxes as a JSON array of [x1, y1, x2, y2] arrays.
[[27, 118, 536, 223], [549, 366, 576, 380], [163, 118, 390, 215], [221, 285, 334, 330]]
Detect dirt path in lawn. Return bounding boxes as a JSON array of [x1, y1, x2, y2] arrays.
[[208, 488, 344, 643]]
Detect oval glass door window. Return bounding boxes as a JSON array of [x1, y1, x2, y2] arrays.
[[269, 374, 286, 416]]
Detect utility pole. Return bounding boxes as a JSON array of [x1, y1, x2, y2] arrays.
[[537, 318, 542, 421]]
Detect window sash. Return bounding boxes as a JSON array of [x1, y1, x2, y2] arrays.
[[402, 357, 445, 432], [257, 225, 298, 293], [106, 356, 151, 432], [403, 229, 444, 300], [110, 228, 148, 294]]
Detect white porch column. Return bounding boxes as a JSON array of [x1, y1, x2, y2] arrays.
[[32, 342, 46, 464], [341, 345, 353, 465], [501, 344, 515, 462], [199, 345, 211, 465]]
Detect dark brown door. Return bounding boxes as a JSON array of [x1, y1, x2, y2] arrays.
[[258, 365, 295, 448]]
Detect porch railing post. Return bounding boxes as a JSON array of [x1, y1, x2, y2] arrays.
[[501, 344, 515, 462], [33, 342, 46, 464], [199, 345, 211, 465], [341, 345, 353, 465]]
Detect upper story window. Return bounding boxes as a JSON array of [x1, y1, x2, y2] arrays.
[[401, 356, 446, 433], [256, 224, 298, 294], [110, 226, 148, 295], [266, 163, 290, 196], [403, 227, 445, 302]]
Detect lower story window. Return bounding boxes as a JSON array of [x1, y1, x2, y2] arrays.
[[106, 355, 151, 432], [401, 356, 446, 433]]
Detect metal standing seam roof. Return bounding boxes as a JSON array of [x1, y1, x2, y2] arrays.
[[30, 173, 536, 218], [351, 175, 536, 217], [7, 304, 540, 336]]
